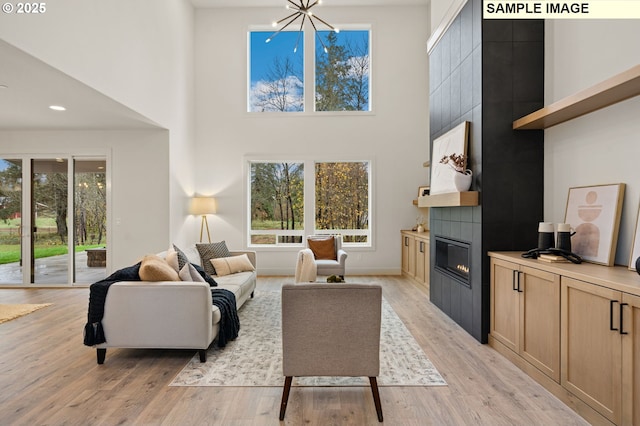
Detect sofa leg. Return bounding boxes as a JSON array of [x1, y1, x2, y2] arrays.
[[97, 348, 106, 365], [251, 291, 254, 298], [198, 349, 207, 362]]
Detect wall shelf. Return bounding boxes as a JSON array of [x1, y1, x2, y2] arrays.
[[513, 64, 640, 130], [417, 191, 479, 207]]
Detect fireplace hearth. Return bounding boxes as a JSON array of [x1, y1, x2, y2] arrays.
[[435, 236, 471, 287]]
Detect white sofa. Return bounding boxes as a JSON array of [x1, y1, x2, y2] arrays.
[[94, 246, 256, 364]]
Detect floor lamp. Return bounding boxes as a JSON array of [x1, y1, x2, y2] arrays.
[[190, 197, 217, 243]]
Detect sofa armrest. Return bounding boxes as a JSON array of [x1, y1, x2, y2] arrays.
[[337, 249, 348, 266], [99, 281, 214, 349], [229, 250, 257, 269]]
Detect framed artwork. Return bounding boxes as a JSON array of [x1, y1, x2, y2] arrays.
[[430, 121, 469, 195], [629, 202, 640, 271], [418, 186, 430, 198], [564, 183, 625, 266]]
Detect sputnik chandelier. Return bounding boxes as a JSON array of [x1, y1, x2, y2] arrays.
[[266, 0, 339, 53]]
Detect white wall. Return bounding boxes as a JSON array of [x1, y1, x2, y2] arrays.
[[429, 0, 640, 266], [544, 20, 640, 266], [0, 0, 196, 254], [194, 6, 430, 275], [0, 130, 170, 270]]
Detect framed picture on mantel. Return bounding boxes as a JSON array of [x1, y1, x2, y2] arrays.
[[430, 121, 469, 195], [564, 183, 625, 266]]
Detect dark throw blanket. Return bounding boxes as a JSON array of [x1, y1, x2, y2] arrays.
[[83, 263, 240, 349]]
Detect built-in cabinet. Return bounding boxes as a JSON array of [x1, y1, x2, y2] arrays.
[[489, 252, 640, 426], [401, 231, 429, 287], [490, 258, 560, 382]]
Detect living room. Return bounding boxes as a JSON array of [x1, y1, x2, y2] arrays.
[[1, 0, 639, 424]]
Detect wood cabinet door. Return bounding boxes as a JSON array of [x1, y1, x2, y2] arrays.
[[622, 292, 640, 426], [561, 277, 622, 425], [519, 266, 560, 382], [401, 234, 411, 274], [415, 237, 427, 283], [490, 258, 519, 352]]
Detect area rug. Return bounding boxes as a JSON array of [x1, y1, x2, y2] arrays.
[[170, 290, 446, 387], [0, 303, 52, 324]]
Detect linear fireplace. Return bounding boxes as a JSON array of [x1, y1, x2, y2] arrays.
[[435, 236, 471, 287]]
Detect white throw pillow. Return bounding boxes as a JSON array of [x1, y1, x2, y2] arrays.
[[179, 262, 206, 282], [210, 254, 255, 277]]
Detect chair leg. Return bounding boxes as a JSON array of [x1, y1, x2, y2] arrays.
[[369, 377, 383, 422], [279, 376, 293, 420], [97, 348, 106, 364]]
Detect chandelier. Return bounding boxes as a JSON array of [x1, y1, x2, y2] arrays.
[[266, 0, 339, 53]]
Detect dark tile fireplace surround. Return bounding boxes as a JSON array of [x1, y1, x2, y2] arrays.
[[428, 0, 545, 343]]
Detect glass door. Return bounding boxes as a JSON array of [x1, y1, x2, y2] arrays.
[[0, 155, 108, 285], [0, 158, 23, 284]]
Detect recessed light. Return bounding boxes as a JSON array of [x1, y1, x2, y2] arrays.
[[49, 105, 66, 111]]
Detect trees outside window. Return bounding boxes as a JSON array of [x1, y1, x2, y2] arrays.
[[248, 160, 371, 247], [248, 28, 370, 113]]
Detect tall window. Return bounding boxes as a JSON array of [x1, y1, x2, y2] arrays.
[[248, 28, 371, 113], [248, 159, 371, 247]]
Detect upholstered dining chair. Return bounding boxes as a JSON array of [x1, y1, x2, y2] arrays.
[[279, 283, 383, 422], [306, 235, 348, 279]]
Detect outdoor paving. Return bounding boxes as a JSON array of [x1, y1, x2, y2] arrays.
[[0, 251, 106, 285]]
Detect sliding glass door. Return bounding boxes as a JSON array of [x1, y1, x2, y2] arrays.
[[0, 156, 107, 286]]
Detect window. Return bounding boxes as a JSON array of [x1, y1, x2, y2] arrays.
[[248, 159, 371, 247], [248, 28, 371, 113]]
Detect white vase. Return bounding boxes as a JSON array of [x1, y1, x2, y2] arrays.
[[453, 170, 472, 192]]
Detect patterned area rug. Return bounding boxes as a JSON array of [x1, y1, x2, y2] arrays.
[[170, 290, 447, 387], [0, 303, 51, 324]]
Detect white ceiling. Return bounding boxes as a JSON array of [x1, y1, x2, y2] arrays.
[[191, 0, 427, 7], [0, 39, 161, 131]]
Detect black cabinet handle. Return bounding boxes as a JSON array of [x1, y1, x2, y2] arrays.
[[404, 236, 408, 246], [419, 241, 424, 253], [620, 302, 629, 335], [610, 300, 619, 331], [512, 270, 518, 291], [516, 271, 523, 293]]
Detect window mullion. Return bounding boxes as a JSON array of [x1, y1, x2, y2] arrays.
[[304, 29, 314, 113], [304, 160, 315, 238]]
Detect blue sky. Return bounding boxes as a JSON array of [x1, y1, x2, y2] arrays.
[[250, 30, 369, 85]]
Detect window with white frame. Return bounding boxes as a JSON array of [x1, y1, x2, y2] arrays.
[[248, 28, 371, 113], [248, 159, 371, 247]]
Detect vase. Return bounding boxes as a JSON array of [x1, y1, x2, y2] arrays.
[[453, 170, 472, 192]]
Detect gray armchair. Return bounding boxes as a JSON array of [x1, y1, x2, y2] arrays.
[[279, 283, 383, 422], [306, 235, 348, 279]]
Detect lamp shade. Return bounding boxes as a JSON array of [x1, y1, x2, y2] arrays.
[[190, 197, 217, 215]]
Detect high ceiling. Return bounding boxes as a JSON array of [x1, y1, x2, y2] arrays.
[[191, 0, 427, 7], [0, 40, 161, 130]]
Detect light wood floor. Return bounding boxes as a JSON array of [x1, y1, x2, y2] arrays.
[[0, 276, 590, 425]]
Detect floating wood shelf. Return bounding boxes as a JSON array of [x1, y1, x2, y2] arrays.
[[513, 64, 640, 130], [417, 191, 479, 207]]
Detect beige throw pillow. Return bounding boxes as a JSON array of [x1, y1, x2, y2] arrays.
[[210, 254, 255, 277], [139, 255, 180, 281]]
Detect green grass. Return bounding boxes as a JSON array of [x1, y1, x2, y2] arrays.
[[0, 243, 104, 265]]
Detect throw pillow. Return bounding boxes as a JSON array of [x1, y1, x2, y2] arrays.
[[197, 241, 231, 276], [139, 255, 180, 281], [165, 245, 180, 272], [178, 262, 206, 282], [210, 254, 255, 277], [173, 244, 190, 270], [308, 236, 337, 260]]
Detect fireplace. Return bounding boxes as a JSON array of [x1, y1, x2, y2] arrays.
[[435, 236, 471, 287]]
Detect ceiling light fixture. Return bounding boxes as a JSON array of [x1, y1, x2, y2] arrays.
[[266, 0, 339, 53], [49, 105, 66, 111]]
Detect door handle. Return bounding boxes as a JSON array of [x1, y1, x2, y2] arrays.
[[610, 300, 619, 331], [620, 302, 629, 335]]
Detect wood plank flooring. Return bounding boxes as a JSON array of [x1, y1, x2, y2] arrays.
[[0, 276, 590, 425]]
